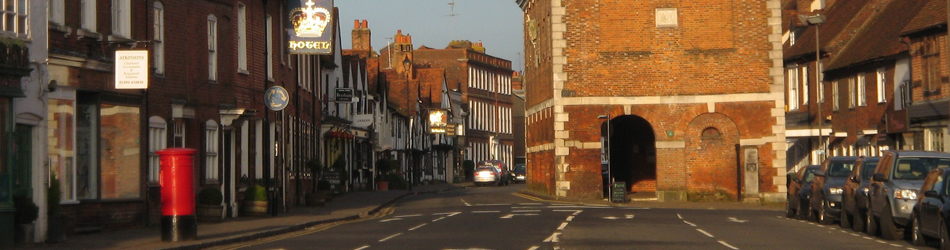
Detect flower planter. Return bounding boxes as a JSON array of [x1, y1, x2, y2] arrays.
[[196, 205, 223, 222], [241, 200, 268, 216]]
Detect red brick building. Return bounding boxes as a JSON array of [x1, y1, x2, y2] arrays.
[[517, 0, 787, 202]]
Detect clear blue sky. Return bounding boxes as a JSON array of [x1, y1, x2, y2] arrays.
[[335, 0, 525, 72]]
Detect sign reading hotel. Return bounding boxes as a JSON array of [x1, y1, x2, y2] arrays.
[[428, 109, 450, 134], [288, 0, 333, 54], [114, 50, 149, 89]]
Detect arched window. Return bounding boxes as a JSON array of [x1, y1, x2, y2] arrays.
[[702, 127, 722, 140]]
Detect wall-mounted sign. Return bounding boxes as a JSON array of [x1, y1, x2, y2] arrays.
[[335, 88, 353, 102], [287, 0, 334, 54], [428, 109, 449, 134], [353, 114, 373, 128], [265, 86, 289, 111], [115, 50, 149, 89]]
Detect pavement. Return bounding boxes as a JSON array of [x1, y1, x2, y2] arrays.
[[19, 183, 782, 250]]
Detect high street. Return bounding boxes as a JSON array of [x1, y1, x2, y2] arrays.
[[213, 185, 927, 250]]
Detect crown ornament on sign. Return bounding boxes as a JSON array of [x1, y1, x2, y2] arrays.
[[292, 0, 331, 38]]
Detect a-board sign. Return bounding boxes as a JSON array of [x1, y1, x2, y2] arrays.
[[611, 182, 626, 203]]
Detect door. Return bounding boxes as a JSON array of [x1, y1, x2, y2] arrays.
[[13, 124, 31, 197]]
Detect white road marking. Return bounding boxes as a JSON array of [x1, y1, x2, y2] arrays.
[[718, 240, 739, 250], [501, 213, 539, 219], [434, 212, 461, 216], [513, 210, 542, 213], [395, 214, 422, 218], [432, 217, 446, 222], [573, 210, 583, 216], [557, 222, 569, 230], [677, 214, 683, 219], [683, 221, 696, 227], [603, 216, 619, 220], [889, 244, 902, 247], [696, 229, 714, 238], [851, 233, 860, 237], [566, 216, 575, 222], [625, 214, 634, 219], [461, 199, 471, 207], [477, 203, 512, 206], [379, 218, 403, 222], [527, 246, 540, 250], [472, 211, 500, 213], [379, 233, 402, 242], [519, 203, 543, 205], [409, 223, 427, 231], [543, 232, 561, 243], [876, 240, 887, 244], [862, 237, 873, 240], [354, 246, 370, 250], [553, 209, 583, 213], [727, 217, 748, 223]]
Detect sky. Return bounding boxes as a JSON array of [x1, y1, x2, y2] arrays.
[[334, 0, 525, 72]]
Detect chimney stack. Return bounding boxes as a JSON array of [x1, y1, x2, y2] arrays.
[[351, 19, 372, 51]]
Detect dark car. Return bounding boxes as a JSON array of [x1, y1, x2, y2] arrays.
[[909, 168, 950, 248], [868, 151, 950, 240], [810, 156, 859, 224], [513, 164, 526, 183], [787, 165, 820, 220], [841, 156, 880, 232]]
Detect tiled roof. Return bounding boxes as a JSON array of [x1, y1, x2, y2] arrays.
[[825, 0, 929, 71], [901, 0, 946, 36], [785, 0, 868, 60]]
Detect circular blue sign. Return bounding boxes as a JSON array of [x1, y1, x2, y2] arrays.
[[265, 86, 289, 111]]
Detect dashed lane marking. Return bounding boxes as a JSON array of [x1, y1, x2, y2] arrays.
[[696, 229, 715, 238], [409, 223, 427, 231], [513, 210, 542, 213], [543, 232, 561, 243], [395, 214, 422, 218], [354, 246, 370, 250], [557, 222, 569, 230], [566, 216, 575, 222], [719, 240, 739, 250], [683, 221, 696, 227], [472, 210, 500, 213], [379, 233, 402, 242], [527, 246, 540, 250]]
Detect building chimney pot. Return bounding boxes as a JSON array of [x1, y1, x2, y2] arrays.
[[354, 20, 360, 29]]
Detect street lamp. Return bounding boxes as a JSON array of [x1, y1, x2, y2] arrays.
[[598, 114, 611, 186], [800, 13, 826, 163]]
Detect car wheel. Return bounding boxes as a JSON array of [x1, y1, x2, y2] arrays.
[[879, 202, 905, 240], [867, 204, 879, 236], [911, 215, 929, 246], [941, 222, 950, 250], [785, 197, 796, 218], [840, 206, 852, 228], [852, 207, 866, 233], [818, 201, 834, 225]]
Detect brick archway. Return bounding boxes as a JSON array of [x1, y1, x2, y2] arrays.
[[605, 115, 657, 194], [685, 113, 740, 199]]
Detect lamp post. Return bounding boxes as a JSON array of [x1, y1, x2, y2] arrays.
[[800, 13, 826, 163], [403, 57, 413, 190], [598, 114, 611, 186]]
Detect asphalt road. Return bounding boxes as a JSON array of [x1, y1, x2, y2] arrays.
[[215, 184, 935, 250]]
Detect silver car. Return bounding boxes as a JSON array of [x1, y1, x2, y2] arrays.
[[473, 166, 501, 186], [868, 151, 950, 240]]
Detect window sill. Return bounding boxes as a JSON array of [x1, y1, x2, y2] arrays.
[[107, 34, 135, 43], [49, 22, 71, 33], [267, 77, 275, 83], [238, 69, 250, 75], [208, 80, 218, 84], [76, 29, 102, 40]]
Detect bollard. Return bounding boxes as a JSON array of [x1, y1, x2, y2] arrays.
[[158, 148, 198, 242]]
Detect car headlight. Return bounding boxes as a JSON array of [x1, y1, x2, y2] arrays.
[[861, 187, 869, 195], [894, 189, 918, 200], [829, 187, 843, 195]]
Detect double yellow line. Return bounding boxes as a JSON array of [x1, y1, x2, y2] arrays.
[[210, 207, 395, 250]]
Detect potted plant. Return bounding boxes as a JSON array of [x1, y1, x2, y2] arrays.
[[241, 184, 268, 216], [375, 159, 397, 191], [13, 195, 38, 245], [47, 176, 66, 243], [195, 187, 223, 222], [305, 159, 328, 206]]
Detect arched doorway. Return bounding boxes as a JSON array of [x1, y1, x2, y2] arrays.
[[602, 115, 657, 195], [685, 113, 740, 200]]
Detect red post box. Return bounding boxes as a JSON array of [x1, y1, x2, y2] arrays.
[[158, 148, 198, 241]]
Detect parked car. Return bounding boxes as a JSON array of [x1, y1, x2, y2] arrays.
[[909, 168, 950, 248], [473, 166, 502, 186], [478, 160, 511, 185], [842, 156, 880, 232], [513, 163, 526, 183], [810, 156, 859, 224], [868, 151, 950, 240], [787, 165, 820, 220]]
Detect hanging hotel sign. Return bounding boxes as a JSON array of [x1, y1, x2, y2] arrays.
[[335, 88, 353, 102], [428, 109, 450, 134], [114, 50, 149, 89], [287, 0, 334, 54]]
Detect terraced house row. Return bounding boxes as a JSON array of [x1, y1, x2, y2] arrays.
[[783, 0, 950, 172], [0, 1, 515, 247]]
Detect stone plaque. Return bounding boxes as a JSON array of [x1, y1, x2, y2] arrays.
[[656, 8, 678, 27]]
